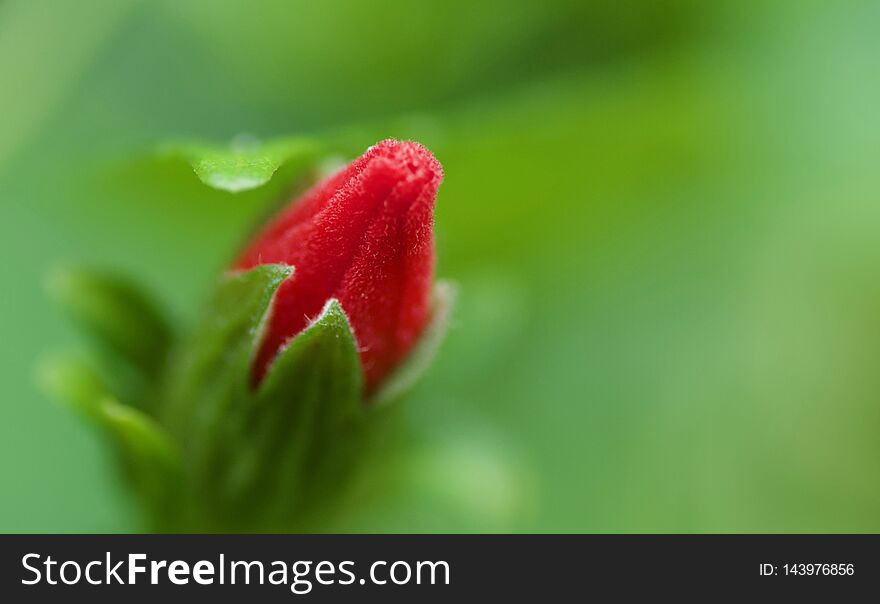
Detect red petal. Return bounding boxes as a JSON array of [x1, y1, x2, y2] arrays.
[[235, 140, 443, 392]]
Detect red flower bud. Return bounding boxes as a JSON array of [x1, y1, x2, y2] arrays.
[[235, 139, 443, 393]]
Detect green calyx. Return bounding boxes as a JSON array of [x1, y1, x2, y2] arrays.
[[39, 264, 453, 532]]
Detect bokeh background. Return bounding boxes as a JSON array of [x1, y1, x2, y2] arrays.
[[2, 0, 880, 532]]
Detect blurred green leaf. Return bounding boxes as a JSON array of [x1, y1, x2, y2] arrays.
[[162, 136, 320, 193], [36, 353, 111, 422], [36, 354, 181, 525], [45, 266, 173, 378]]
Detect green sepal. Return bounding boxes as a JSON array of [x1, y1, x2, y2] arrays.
[[157, 264, 291, 530], [160, 265, 367, 530], [45, 266, 173, 379], [158, 263, 292, 438], [221, 299, 366, 529], [49, 260, 453, 531]]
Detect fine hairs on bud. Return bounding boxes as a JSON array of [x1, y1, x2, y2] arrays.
[[236, 139, 443, 394]]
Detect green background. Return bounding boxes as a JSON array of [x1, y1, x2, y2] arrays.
[[2, 0, 880, 532]]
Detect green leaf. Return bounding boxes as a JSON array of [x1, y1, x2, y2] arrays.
[[162, 136, 320, 193], [36, 355, 182, 524], [98, 398, 182, 519], [151, 262, 456, 530], [36, 353, 112, 423], [45, 266, 173, 378], [372, 281, 456, 404]]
